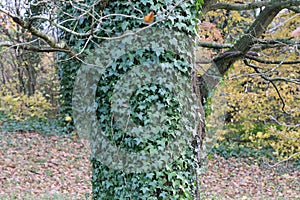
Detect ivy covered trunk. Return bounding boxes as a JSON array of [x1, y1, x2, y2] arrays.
[[59, 0, 204, 199]]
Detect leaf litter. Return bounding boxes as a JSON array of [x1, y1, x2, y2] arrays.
[[0, 132, 299, 199]]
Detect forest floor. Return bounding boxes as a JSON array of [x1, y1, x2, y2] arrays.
[[0, 132, 299, 200]]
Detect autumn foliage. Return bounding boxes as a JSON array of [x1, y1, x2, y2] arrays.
[[199, 3, 300, 161]]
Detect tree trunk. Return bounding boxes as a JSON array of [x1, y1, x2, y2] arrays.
[[59, 0, 203, 199], [89, 1, 202, 199]]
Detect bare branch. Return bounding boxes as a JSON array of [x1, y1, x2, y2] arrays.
[[252, 38, 298, 45], [197, 41, 233, 49], [243, 59, 287, 112], [0, 6, 76, 56], [270, 115, 300, 128], [0, 0, 189, 57], [250, 38, 299, 51], [0, 41, 73, 53], [246, 55, 300, 65]]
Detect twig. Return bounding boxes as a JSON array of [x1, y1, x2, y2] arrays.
[[243, 59, 287, 113], [270, 115, 300, 128], [268, 152, 300, 168]]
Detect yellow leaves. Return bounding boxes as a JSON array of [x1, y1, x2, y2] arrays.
[[270, 11, 300, 38], [256, 132, 264, 139], [0, 88, 52, 121], [266, 125, 300, 160], [215, 129, 227, 142], [65, 116, 72, 122], [1, 95, 14, 102], [200, 5, 300, 161], [248, 136, 254, 141], [70, 132, 79, 140], [219, 58, 299, 161], [230, 11, 251, 24], [241, 196, 249, 200]]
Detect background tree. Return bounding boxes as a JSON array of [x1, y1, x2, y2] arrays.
[[0, 1, 58, 121], [197, 0, 300, 161]]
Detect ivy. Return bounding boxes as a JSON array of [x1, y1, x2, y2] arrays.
[[58, 0, 202, 199]]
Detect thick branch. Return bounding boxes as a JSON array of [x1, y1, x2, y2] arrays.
[[209, 1, 300, 11], [198, 1, 297, 101], [202, 0, 218, 14], [197, 38, 298, 51], [214, 1, 298, 75], [208, 1, 271, 11]]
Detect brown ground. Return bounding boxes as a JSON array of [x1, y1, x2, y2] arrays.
[[0, 132, 299, 199]]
